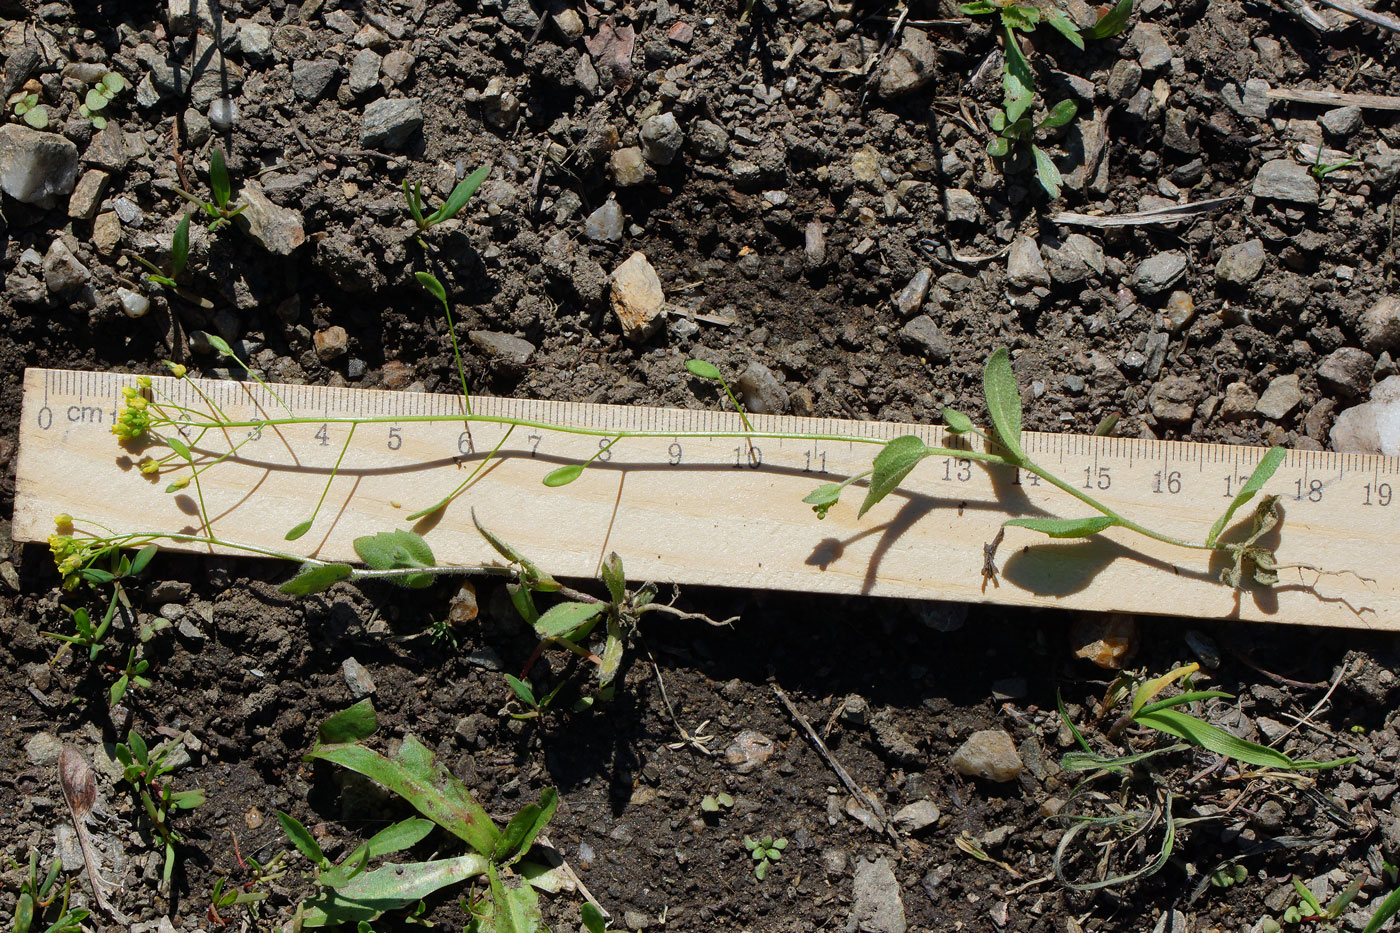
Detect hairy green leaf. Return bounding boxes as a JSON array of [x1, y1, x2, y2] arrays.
[[318, 698, 379, 745], [504, 674, 537, 706], [278, 810, 327, 867], [280, 562, 354, 596], [1004, 515, 1117, 538], [1033, 145, 1063, 198], [1043, 9, 1085, 48], [320, 818, 437, 889], [959, 0, 997, 10], [285, 519, 313, 541], [601, 552, 626, 605], [353, 530, 436, 588], [1039, 98, 1079, 129], [684, 359, 722, 381], [493, 788, 559, 866], [982, 348, 1026, 461], [533, 601, 606, 640], [858, 435, 930, 518], [300, 854, 490, 927], [987, 135, 1011, 158], [803, 482, 844, 519], [481, 863, 546, 933], [415, 271, 448, 305], [1002, 26, 1035, 123], [942, 408, 974, 434], [428, 164, 491, 225], [1086, 0, 1134, 39], [309, 736, 500, 854], [1000, 4, 1040, 29], [171, 212, 191, 277], [1206, 447, 1286, 546]]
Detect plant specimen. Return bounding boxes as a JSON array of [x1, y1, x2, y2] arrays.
[[1309, 147, 1360, 181], [76, 72, 125, 128], [1252, 876, 1363, 931], [174, 147, 246, 231], [9, 850, 89, 933], [8, 86, 47, 129], [130, 213, 214, 309], [403, 163, 491, 246], [113, 728, 207, 892], [960, 0, 1132, 196], [744, 835, 787, 880], [700, 792, 735, 814]]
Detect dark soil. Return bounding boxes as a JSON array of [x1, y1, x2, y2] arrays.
[[3, 0, 1400, 930]]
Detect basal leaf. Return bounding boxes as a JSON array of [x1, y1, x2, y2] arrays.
[[1043, 8, 1085, 48], [504, 673, 537, 706], [1003, 515, 1117, 538], [1000, 4, 1040, 30], [493, 788, 559, 866], [1133, 708, 1300, 769], [278, 810, 327, 867], [308, 737, 500, 854], [1206, 447, 1286, 546], [959, 0, 997, 10], [171, 212, 191, 277], [483, 863, 546, 933], [942, 407, 974, 434], [318, 698, 379, 745], [1086, 0, 1133, 39], [353, 530, 436, 588], [684, 359, 722, 380], [280, 562, 354, 596], [210, 147, 231, 208], [320, 818, 436, 889], [128, 543, 158, 576], [601, 552, 626, 605], [299, 854, 489, 927], [987, 135, 1011, 158], [429, 164, 491, 225], [1039, 98, 1079, 129], [581, 903, 609, 933], [1032, 146, 1064, 198], [982, 348, 1026, 461], [533, 601, 606, 640], [858, 435, 930, 518]]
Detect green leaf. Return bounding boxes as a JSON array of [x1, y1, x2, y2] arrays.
[[1086, 0, 1133, 39], [959, 0, 997, 10], [601, 552, 626, 605], [1032, 146, 1064, 199], [319, 698, 379, 745], [427, 164, 491, 225], [353, 530, 436, 588], [982, 348, 1026, 461], [507, 584, 539, 625], [987, 136, 1011, 158], [533, 601, 606, 640], [1000, 4, 1040, 29], [308, 736, 501, 854], [858, 435, 931, 518], [415, 271, 447, 305], [1043, 9, 1085, 48], [127, 729, 148, 764], [1133, 708, 1310, 769], [942, 407, 974, 434], [278, 811, 327, 867], [206, 333, 234, 358], [1136, 690, 1233, 715], [1002, 28, 1035, 123], [1362, 885, 1400, 933], [482, 863, 546, 933], [543, 464, 585, 487], [504, 674, 537, 707], [403, 179, 426, 227], [474, 511, 559, 592], [22, 104, 48, 129], [685, 359, 723, 381], [802, 482, 844, 519], [1039, 98, 1079, 129], [171, 212, 190, 278], [299, 854, 490, 927], [209, 147, 231, 209], [102, 72, 126, 94], [321, 818, 437, 889], [84, 87, 109, 112], [598, 614, 625, 688], [492, 788, 559, 866], [1003, 515, 1118, 538], [989, 109, 1007, 133], [1132, 663, 1199, 715], [165, 435, 192, 460], [109, 673, 129, 707], [474, 512, 527, 564], [285, 519, 313, 541], [128, 544, 157, 576], [581, 903, 610, 933], [280, 562, 354, 596], [1206, 447, 1286, 546]]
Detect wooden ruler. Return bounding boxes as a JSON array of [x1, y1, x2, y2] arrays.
[[13, 368, 1400, 629]]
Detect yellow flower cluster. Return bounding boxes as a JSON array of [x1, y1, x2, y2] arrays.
[[48, 516, 83, 589], [111, 385, 153, 440]]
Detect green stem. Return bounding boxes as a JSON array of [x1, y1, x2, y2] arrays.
[[406, 423, 517, 519], [290, 422, 356, 539], [1019, 459, 1212, 551]]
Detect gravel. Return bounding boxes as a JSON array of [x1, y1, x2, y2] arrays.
[[1131, 252, 1188, 295], [1252, 159, 1319, 205], [1006, 235, 1050, 289], [0, 124, 79, 207], [1215, 239, 1266, 285], [1256, 374, 1303, 421], [951, 730, 1023, 782], [360, 97, 423, 149], [1359, 296, 1400, 353]]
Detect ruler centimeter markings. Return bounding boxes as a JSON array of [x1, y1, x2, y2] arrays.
[[13, 368, 1400, 629]]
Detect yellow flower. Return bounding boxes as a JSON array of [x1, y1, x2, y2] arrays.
[[166, 362, 187, 378], [167, 476, 190, 491], [54, 514, 73, 531], [137, 375, 153, 389], [139, 458, 160, 474]]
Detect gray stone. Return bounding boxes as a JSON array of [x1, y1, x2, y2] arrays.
[[1106, 60, 1142, 101], [237, 19, 273, 63], [342, 657, 377, 698], [349, 49, 381, 96], [893, 800, 940, 834], [1044, 240, 1090, 285], [584, 198, 624, 243], [43, 239, 90, 293], [1253, 159, 1319, 205], [234, 180, 305, 255], [1132, 251, 1187, 295], [610, 146, 648, 186], [1359, 296, 1400, 353], [503, 0, 540, 30], [1131, 22, 1172, 71], [1330, 376, 1400, 455], [737, 361, 789, 415], [804, 219, 827, 267], [1318, 347, 1374, 397], [293, 59, 340, 101], [851, 857, 907, 933], [1006, 235, 1050, 289], [0, 125, 79, 207], [25, 733, 62, 766], [167, 0, 218, 34], [944, 188, 981, 224], [1320, 105, 1363, 138], [690, 120, 729, 161], [150, 580, 191, 603], [1216, 239, 1266, 285], [640, 112, 683, 165], [67, 169, 109, 220], [1240, 78, 1273, 119], [723, 729, 774, 773], [894, 268, 932, 316], [1065, 234, 1105, 274], [877, 28, 937, 98], [1147, 376, 1203, 422], [177, 618, 205, 642], [1256, 374, 1303, 421], [610, 251, 666, 341], [899, 315, 950, 362], [360, 97, 423, 149], [83, 121, 133, 173], [951, 730, 1023, 782], [1219, 382, 1258, 421], [382, 50, 414, 87], [92, 211, 122, 255], [469, 331, 536, 367]]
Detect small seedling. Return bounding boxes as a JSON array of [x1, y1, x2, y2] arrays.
[[1210, 864, 1248, 889], [131, 212, 214, 309], [700, 792, 735, 813], [77, 72, 125, 128], [744, 835, 786, 880], [986, 98, 1079, 198], [114, 728, 206, 891], [1309, 148, 1360, 181], [8, 89, 48, 129], [9, 850, 89, 933], [403, 163, 491, 245], [581, 903, 618, 933], [174, 148, 246, 231]]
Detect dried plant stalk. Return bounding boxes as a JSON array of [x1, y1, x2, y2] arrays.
[[58, 745, 128, 924]]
